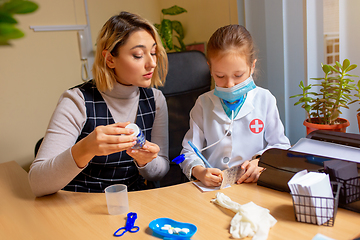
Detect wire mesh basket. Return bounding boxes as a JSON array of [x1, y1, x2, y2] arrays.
[[290, 182, 341, 226], [335, 176, 360, 205]]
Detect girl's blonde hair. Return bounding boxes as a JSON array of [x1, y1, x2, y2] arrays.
[[206, 24, 256, 68], [92, 11, 168, 92]]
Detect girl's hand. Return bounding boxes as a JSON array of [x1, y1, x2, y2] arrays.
[[126, 141, 160, 167], [192, 165, 223, 187], [236, 159, 263, 184], [72, 122, 137, 167]]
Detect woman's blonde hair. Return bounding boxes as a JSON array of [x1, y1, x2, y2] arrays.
[[206, 24, 257, 68], [92, 11, 168, 92]]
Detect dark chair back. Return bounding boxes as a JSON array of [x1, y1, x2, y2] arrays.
[[158, 50, 212, 186]]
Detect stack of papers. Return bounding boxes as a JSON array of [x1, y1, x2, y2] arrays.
[[288, 170, 334, 225]]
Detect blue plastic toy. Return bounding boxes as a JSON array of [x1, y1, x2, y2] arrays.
[[114, 212, 140, 237], [149, 218, 197, 239]]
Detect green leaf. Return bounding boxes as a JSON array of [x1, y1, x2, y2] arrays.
[[344, 74, 359, 78], [176, 35, 186, 51], [302, 97, 313, 102], [342, 59, 350, 71], [304, 85, 312, 91], [322, 64, 331, 74], [162, 5, 187, 16], [290, 94, 303, 98], [1, 0, 39, 14], [0, 11, 17, 23], [154, 23, 161, 34], [335, 61, 342, 70], [159, 36, 166, 49], [346, 64, 357, 72], [171, 20, 184, 39], [174, 45, 182, 52], [161, 19, 173, 50], [0, 23, 24, 44], [349, 100, 358, 104], [304, 105, 312, 112], [329, 65, 340, 73]]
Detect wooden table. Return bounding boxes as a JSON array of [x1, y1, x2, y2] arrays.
[[1, 160, 359, 240]]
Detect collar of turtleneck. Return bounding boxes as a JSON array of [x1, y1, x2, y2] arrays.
[[102, 81, 139, 99]]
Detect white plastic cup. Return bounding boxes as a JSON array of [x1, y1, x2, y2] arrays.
[[126, 123, 145, 149], [105, 184, 129, 215]]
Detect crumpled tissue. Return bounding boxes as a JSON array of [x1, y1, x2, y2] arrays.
[[211, 192, 277, 240]]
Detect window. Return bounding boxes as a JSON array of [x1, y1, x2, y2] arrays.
[[324, 33, 339, 65]]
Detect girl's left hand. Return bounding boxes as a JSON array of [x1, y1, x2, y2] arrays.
[[236, 159, 264, 184], [126, 140, 160, 167]]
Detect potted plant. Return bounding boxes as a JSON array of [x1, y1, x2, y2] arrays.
[[154, 5, 187, 52], [290, 59, 359, 135]]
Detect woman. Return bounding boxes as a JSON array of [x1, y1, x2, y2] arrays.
[[28, 11, 169, 197]]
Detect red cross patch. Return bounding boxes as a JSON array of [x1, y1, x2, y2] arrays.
[[249, 119, 264, 134]]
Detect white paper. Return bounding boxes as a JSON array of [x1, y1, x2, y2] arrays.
[[192, 181, 230, 192], [290, 138, 360, 163], [288, 171, 333, 225], [300, 172, 333, 225], [290, 172, 317, 224], [288, 169, 308, 194]]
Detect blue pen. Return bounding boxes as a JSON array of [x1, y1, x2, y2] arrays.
[[187, 141, 213, 168]]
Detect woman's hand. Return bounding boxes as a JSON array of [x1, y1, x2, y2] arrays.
[[126, 140, 160, 167], [236, 159, 264, 184], [72, 122, 137, 168], [192, 165, 223, 187]]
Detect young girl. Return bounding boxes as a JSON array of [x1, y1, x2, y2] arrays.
[[179, 25, 290, 187], [28, 12, 169, 197]]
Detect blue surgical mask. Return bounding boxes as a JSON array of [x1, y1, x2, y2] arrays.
[[214, 75, 256, 102]]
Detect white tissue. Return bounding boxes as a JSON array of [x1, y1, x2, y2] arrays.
[[211, 192, 277, 240]]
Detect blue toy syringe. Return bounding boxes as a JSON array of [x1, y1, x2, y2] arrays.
[[172, 141, 212, 168]]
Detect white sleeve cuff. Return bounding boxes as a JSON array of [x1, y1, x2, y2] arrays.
[[184, 158, 205, 180]]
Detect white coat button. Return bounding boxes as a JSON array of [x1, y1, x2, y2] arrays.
[[226, 130, 231, 136], [222, 157, 230, 164]]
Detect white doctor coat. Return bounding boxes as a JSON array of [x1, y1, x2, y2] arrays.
[[179, 86, 291, 180]]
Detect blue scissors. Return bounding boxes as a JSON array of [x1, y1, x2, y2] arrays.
[[114, 212, 140, 237]]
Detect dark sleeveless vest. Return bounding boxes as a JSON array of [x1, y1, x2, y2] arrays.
[[63, 80, 155, 193]]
